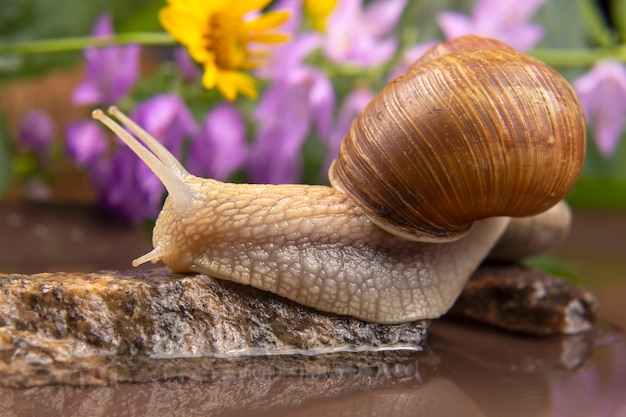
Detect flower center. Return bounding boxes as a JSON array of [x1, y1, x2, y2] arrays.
[[205, 12, 247, 70]]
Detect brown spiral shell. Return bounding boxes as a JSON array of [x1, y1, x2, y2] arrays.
[[328, 36, 586, 241]]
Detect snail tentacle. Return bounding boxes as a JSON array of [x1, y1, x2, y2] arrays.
[[92, 108, 195, 214], [92, 108, 199, 267]]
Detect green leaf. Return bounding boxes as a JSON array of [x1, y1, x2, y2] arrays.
[[0, 0, 157, 80], [537, 0, 591, 47], [567, 176, 626, 208], [119, 0, 165, 33], [577, 0, 618, 46], [300, 136, 328, 185], [523, 255, 580, 284], [613, 0, 626, 42], [399, 0, 471, 43]]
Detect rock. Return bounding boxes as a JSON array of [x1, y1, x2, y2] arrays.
[[0, 268, 429, 357], [448, 263, 599, 335], [0, 265, 598, 387], [0, 269, 428, 387]]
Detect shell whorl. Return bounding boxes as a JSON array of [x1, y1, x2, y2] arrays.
[[329, 36, 586, 242]]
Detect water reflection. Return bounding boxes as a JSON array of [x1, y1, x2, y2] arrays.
[[426, 321, 626, 417], [548, 326, 626, 417], [2, 320, 624, 417]]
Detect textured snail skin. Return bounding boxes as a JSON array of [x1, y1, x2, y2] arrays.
[[91, 36, 585, 324], [150, 179, 510, 323]]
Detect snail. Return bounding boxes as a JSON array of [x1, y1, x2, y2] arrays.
[[91, 36, 586, 324]]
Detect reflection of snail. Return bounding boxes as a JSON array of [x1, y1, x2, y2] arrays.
[[92, 36, 586, 324]]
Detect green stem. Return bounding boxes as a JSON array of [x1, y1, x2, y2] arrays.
[[578, 0, 616, 47], [0, 32, 176, 55], [2, 31, 626, 69], [530, 45, 626, 67]]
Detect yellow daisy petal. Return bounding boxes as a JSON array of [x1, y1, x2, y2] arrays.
[[305, 0, 337, 32], [202, 62, 218, 88], [232, 0, 272, 15], [244, 10, 290, 32], [216, 81, 237, 101], [160, 0, 288, 100], [248, 49, 272, 59], [248, 33, 290, 43], [179, 0, 227, 16], [159, 8, 204, 45], [188, 44, 212, 63], [305, 0, 337, 16], [217, 70, 258, 100]]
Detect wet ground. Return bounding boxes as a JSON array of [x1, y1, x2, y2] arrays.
[[0, 203, 625, 417]]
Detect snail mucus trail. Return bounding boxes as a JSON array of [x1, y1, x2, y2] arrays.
[[92, 36, 586, 325]]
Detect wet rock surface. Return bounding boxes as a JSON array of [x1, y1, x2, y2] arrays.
[[0, 265, 597, 387], [0, 268, 428, 387], [448, 264, 599, 335]]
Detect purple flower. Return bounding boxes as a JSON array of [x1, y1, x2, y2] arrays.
[[19, 110, 55, 153], [255, 0, 321, 81], [187, 104, 248, 181], [66, 120, 108, 166], [72, 13, 140, 106], [574, 60, 626, 157], [257, 33, 321, 81], [272, 0, 304, 34], [323, 88, 375, 176], [437, 0, 547, 51], [128, 94, 197, 158], [249, 66, 335, 184], [323, 0, 407, 67], [174, 47, 201, 82], [250, 0, 337, 183], [77, 95, 196, 223], [90, 147, 163, 223]]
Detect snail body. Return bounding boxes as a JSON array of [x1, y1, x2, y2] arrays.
[[92, 36, 585, 324]]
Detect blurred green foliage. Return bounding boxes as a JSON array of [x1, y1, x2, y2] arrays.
[[0, 0, 161, 80], [1, 0, 626, 208]]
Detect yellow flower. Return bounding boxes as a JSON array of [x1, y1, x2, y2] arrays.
[[160, 0, 290, 100], [304, 0, 337, 32]]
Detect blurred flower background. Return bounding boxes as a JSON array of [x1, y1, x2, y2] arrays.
[[1, 0, 626, 223]]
